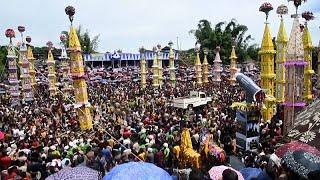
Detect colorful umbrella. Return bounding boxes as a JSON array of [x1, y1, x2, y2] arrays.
[[208, 165, 244, 180], [103, 162, 172, 180], [276, 141, 320, 158], [240, 168, 262, 180], [0, 131, 5, 140], [45, 166, 100, 180], [282, 150, 320, 179]]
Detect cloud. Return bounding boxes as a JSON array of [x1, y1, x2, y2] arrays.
[[0, 0, 319, 53]]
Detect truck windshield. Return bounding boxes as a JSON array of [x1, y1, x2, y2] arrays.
[[200, 94, 205, 98]]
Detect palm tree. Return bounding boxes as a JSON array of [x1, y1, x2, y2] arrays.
[[189, 19, 258, 64], [61, 25, 100, 54]]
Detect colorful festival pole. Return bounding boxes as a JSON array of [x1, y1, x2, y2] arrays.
[[59, 34, 72, 97], [259, 3, 276, 122], [152, 46, 159, 88], [65, 6, 93, 130], [26, 36, 36, 87], [195, 42, 202, 85], [229, 39, 238, 86], [46, 41, 57, 96], [139, 46, 147, 89], [18, 26, 33, 102], [202, 48, 209, 84], [302, 11, 315, 103], [5, 29, 20, 106], [169, 41, 176, 86], [157, 44, 164, 87], [275, 5, 288, 103], [283, 0, 307, 134], [213, 46, 222, 85]]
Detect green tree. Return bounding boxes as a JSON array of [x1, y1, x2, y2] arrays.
[[61, 25, 100, 54], [189, 19, 259, 64]]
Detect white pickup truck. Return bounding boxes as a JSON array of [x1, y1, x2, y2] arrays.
[[173, 91, 212, 109]]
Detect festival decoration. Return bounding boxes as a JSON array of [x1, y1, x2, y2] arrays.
[[288, 0, 307, 14], [59, 34, 72, 97], [46, 41, 57, 96], [283, 10, 307, 134], [259, 2, 273, 22], [139, 46, 147, 89], [26, 36, 36, 86], [194, 42, 202, 85], [202, 48, 209, 84], [168, 41, 176, 86], [213, 46, 222, 84], [6, 29, 20, 106], [229, 38, 238, 86], [275, 5, 288, 103], [66, 6, 93, 130], [302, 11, 314, 103], [152, 46, 159, 88], [157, 44, 164, 87], [18, 26, 33, 102], [259, 3, 276, 122]]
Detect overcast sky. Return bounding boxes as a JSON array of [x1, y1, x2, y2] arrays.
[[0, 0, 319, 53]]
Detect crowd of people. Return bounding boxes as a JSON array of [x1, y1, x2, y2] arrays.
[[0, 66, 318, 180]]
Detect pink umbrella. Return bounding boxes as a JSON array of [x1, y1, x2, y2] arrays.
[[276, 140, 320, 158], [209, 165, 244, 180], [0, 131, 5, 140]]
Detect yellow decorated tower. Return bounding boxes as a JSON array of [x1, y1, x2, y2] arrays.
[[139, 47, 147, 89], [168, 41, 176, 86], [26, 36, 36, 87], [275, 5, 288, 103], [157, 44, 164, 87], [302, 11, 315, 103], [259, 3, 276, 122], [66, 6, 93, 130], [229, 40, 238, 86], [194, 42, 202, 85], [202, 48, 209, 84], [152, 46, 159, 88], [46, 41, 57, 96]]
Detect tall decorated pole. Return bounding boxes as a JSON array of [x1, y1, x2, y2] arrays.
[[59, 34, 72, 97], [157, 44, 164, 87], [168, 41, 176, 86], [259, 3, 276, 122], [302, 11, 315, 103], [66, 6, 93, 130], [213, 46, 222, 84], [26, 36, 36, 87], [194, 42, 202, 85], [18, 26, 33, 102], [5, 29, 20, 106], [275, 5, 288, 103], [152, 46, 159, 88], [283, 0, 307, 134], [202, 48, 209, 84], [139, 46, 147, 89], [229, 38, 238, 86], [46, 41, 57, 96]]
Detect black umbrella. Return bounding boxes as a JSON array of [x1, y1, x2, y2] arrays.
[[282, 150, 320, 179]]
